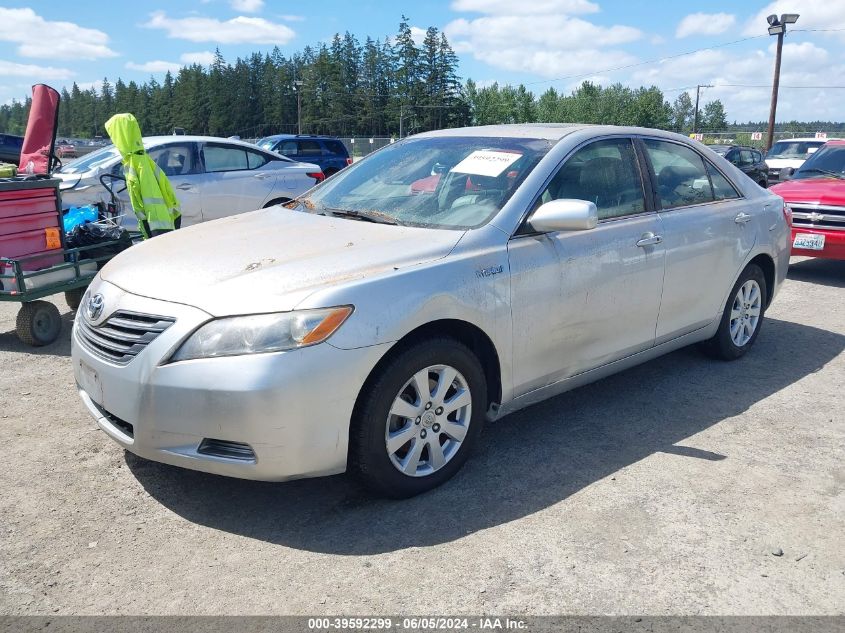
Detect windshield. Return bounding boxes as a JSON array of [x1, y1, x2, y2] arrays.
[[288, 136, 551, 230], [256, 138, 277, 150], [792, 145, 845, 180], [710, 145, 731, 156], [766, 141, 824, 160], [58, 145, 118, 174]]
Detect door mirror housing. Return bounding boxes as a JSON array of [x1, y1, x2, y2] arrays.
[[781, 166, 795, 180], [529, 199, 598, 233]]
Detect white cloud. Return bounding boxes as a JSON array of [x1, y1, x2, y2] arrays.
[[143, 11, 296, 44], [230, 0, 265, 12], [630, 38, 844, 121], [180, 51, 216, 65], [743, 0, 845, 37], [0, 60, 74, 80], [0, 8, 117, 61], [125, 60, 183, 74], [410, 26, 427, 45], [451, 0, 599, 15], [445, 14, 641, 78], [676, 12, 736, 38]]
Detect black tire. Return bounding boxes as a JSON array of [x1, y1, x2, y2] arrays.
[[324, 168, 338, 178], [700, 264, 767, 361], [65, 287, 85, 311], [349, 337, 487, 498], [262, 197, 292, 208], [16, 301, 62, 347]]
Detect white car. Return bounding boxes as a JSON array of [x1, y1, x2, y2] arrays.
[[765, 137, 840, 184], [56, 135, 323, 228]]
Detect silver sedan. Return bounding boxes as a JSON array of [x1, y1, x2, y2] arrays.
[[71, 124, 791, 497]]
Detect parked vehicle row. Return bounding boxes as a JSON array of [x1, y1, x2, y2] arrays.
[[71, 124, 791, 498], [56, 135, 324, 229]]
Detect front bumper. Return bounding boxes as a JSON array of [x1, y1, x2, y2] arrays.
[[790, 227, 845, 260], [71, 280, 391, 481]]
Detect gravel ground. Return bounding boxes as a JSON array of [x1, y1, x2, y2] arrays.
[[0, 257, 843, 616]]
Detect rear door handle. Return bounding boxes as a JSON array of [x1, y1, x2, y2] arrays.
[[254, 172, 272, 180], [636, 232, 663, 247], [735, 212, 752, 224], [175, 183, 194, 191]]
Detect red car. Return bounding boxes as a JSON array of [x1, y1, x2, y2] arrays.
[[770, 140, 845, 260], [55, 142, 77, 159]]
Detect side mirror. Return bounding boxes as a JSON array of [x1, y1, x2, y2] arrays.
[[529, 198, 598, 233], [781, 166, 795, 180]]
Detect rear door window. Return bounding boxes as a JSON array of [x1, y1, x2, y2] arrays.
[[706, 163, 741, 200], [643, 139, 715, 209], [296, 140, 323, 156], [203, 144, 249, 172]]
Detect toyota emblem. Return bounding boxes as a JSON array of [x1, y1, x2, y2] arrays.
[[86, 293, 105, 322]]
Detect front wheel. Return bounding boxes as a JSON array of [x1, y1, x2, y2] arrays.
[[700, 264, 767, 360], [349, 338, 487, 498]]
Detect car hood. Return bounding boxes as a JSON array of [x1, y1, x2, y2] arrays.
[[99, 208, 464, 316], [770, 178, 845, 206]]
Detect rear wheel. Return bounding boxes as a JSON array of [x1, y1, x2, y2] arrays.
[[700, 264, 767, 360], [262, 197, 292, 208], [16, 301, 62, 347], [349, 338, 487, 498]]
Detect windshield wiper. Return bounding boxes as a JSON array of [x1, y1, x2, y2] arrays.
[[797, 168, 844, 179], [323, 208, 400, 225]]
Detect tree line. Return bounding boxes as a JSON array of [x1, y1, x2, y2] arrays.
[[0, 16, 841, 140]]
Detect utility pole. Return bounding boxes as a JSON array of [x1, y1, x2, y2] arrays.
[[293, 80, 303, 135], [765, 13, 799, 151], [693, 84, 712, 134]]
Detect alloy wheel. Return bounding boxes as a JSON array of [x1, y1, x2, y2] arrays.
[[385, 364, 472, 477], [729, 279, 762, 347]]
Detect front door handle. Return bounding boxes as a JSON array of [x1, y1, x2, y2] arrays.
[[175, 183, 194, 191], [254, 172, 272, 180], [636, 232, 663, 247], [735, 212, 752, 224]]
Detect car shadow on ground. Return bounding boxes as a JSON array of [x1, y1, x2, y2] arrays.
[[787, 258, 845, 289], [0, 309, 74, 357], [126, 318, 843, 555]]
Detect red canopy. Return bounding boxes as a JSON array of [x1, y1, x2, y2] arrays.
[[18, 84, 60, 175]]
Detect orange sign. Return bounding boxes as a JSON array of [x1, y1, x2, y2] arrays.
[[45, 227, 61, 250]]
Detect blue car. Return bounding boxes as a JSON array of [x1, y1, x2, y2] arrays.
[[256, 134, 352, 176]]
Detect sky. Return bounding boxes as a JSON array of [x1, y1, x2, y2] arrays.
[[1, 0, 844, 123]]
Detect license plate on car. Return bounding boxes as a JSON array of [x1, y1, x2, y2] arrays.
[[793, 233, 825, 250], [77, 359, 103, 405]]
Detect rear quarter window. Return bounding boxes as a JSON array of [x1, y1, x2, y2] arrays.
[[323, 140, 348, 156]]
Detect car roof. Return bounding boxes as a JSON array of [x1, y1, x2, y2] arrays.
[[771, 137, 835, 143], [258, 134, 340, 141], [143, 135, 269, 149], [415, 123, 706, 145]]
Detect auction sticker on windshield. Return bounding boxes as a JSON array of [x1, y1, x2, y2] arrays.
[[793, 233, 825, 250], [450, 150, 522, 177]]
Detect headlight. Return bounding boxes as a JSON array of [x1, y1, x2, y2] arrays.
[[170, 306, 353, 362]]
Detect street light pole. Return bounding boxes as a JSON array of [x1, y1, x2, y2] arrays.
[[765, 13, 799, 151], [293, 80, 303, 135], [693, 84, 712, 134]]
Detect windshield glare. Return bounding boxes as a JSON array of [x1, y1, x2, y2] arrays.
[[256, 138, 276, 150], [767, 141, 824, 160], [291, 136, 551, 230], [793, 145, 845, 180], [58, 145, 119, 174]]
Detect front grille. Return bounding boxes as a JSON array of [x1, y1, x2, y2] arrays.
[[77, 310, 175, 365], [790, 203, 845, 231], [89, 399, 134, 438], [197, 438, 257, 462]]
